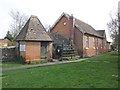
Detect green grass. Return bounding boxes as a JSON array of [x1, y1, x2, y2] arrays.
[[2, 61, 26, 68], [2, 60, 41, 68], [2, 59, 50, 68], [0, 63, 2, 67], [2, 52, 118, 88]]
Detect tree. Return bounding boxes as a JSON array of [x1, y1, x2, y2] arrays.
[[107, 12, 119, 50], [4, 31, 13, 41], [9, 10, 28, 38], [44, 24, 51, 32]]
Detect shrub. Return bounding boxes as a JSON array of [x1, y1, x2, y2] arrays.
[[111, 51, 118, 56], [36, 61, 40, 64]]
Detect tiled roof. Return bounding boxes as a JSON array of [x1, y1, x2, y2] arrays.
[[16, 15, 52, 41], [0, 38, 10, 43], [51, 12, 104, 38], [75, 19, 102, 37], [96, 30, 105, 37]]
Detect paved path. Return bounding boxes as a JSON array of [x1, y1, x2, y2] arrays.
[[2, 58, 88, 71]]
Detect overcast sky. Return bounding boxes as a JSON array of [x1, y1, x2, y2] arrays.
[[0, 0, 119, 41]]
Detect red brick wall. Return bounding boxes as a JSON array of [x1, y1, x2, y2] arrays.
[[51, 15, 83, 55], [51, 15, 109, 57], [102, 39, 106, 53], [74, 27, 83, 55], [51, 15, 70, 40], [18, 41, 53, 63], [82, 34, 107, 57], [83, 34, 96, 57], [97, 38, 103, 54], [25, 42, 40, 62], [49, 42, 53, 61], [82, 31, 110, 57]]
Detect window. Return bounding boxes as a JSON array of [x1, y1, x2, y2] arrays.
[[105, 41, 106, 48], [63, 22, 67, 26], [96, 38, 98, 49], [41, 42, 48, 57], [93, 37, 95, 49], [20, 44, 26, 51], [100, 39, 103, 48], [86, 35, 89, 48]]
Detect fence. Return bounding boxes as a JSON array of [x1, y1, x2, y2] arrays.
[[0, 46, 16, 62]]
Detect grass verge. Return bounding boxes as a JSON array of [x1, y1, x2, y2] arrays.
[[2, 52, 118, 88]]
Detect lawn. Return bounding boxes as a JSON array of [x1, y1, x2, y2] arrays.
[[1, 62, 24, 68], [2, 52, 118, 88], [1, 57, 80, 68]]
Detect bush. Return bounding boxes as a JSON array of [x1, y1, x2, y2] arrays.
[[36, 61, 40, 64], [111, 51, 118, 56], [61, 56, 80, 61], [40, 58, 49, 64]]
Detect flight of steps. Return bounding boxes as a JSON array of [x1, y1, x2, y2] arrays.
[[62, 45, 79, 58]]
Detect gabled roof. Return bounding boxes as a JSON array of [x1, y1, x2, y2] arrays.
[[51, 12, 103, 38], [96, 30, 106, 38], [16, 15, 52, 41], [0, 38, 10, 43], [50, 12, 70, 30]]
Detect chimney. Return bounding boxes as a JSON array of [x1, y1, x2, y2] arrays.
[[69, 14, 74, 45]]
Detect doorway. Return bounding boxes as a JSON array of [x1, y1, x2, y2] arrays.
[[41, 42, 49, 59]]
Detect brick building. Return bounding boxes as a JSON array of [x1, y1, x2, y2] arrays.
[[50, 12, 111, 57], [16, 15, 53, 63]]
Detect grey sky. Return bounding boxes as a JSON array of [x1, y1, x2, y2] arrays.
[[0, 0, 119, 42]]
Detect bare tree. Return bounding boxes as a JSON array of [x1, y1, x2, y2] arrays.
[[107, 12, 119, 50], [9, 10, 28, 38], [44, 24, 51, 32]]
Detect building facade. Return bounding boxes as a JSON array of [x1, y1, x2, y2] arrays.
[[50, 12, 111, 57], [16, 15, 53, 63]]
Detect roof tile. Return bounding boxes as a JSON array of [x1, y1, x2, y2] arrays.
[[16, 15, 52, 41]]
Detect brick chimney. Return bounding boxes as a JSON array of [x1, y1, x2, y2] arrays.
[[69, 14, 75, 45]]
